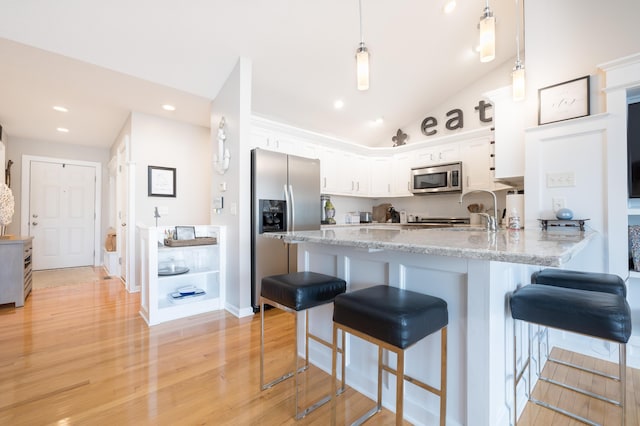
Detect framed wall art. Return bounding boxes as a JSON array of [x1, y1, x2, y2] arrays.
[[538, 75, 590, 125], [148, 166, 176, 197]]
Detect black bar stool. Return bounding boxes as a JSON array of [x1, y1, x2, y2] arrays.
[[532, 268, 626, 296], [260, 271, 346, 420], [530, 268, 628, 390], [331, 285, 448, 426], [510, 284, 631, 426]]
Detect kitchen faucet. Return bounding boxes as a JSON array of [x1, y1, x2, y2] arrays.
[[459, 189, 498, 232]]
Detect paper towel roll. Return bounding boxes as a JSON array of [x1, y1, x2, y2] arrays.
[[506, 192, 525, 228]]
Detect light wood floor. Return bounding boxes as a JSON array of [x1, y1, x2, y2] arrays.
[[0, 267, 638, 425]]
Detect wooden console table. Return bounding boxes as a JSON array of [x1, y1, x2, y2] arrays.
[[0, 236, 33, 307]]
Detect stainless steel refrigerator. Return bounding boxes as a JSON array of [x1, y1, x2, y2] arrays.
[[251, 148, 321, 311]]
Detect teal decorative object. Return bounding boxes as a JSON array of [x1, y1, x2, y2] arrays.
[[556, 208, 573, 220]]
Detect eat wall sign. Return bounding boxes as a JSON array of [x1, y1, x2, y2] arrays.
[[421, 100, 493, 137]]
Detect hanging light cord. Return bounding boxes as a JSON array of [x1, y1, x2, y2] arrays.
[[484, 0, 492, 16], [359, 0, 364, 47], [515, 0, 521, 64]]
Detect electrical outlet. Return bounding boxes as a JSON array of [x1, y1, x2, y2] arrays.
[[552, 197, 566, 212], [546, 172, 576, 188]]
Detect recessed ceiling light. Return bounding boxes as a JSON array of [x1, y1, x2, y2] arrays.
[[334, 100, 344, 109], [56, 127, 69, 133], [162, 104, 176, 111], [443, 0, 456, 14], [53, 105, 68, 112]]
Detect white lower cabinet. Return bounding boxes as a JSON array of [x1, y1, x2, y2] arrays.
[[138, 225, 226, 326]]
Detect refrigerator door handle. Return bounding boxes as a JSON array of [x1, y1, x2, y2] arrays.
[[288, 184, 295, 231], [284, 184, 291, 231]]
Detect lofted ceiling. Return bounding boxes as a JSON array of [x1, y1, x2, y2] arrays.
[[0, 0, 518, 149]]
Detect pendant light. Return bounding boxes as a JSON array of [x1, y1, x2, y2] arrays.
[[356, 0, 369, 91], [479, 0, 495, 63], [512, 0, 525, 101]]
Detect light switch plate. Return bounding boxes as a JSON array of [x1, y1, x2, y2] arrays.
[[552, 197, 566, 212], [212, 197, 223, 209], [546, 172, 576, 188]]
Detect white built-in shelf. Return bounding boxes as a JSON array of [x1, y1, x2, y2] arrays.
[[628, 208, 640, 216], [138, 225, 226, 326]]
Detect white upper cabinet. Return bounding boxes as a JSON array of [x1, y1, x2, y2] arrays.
[[412, 143, 460, 167], [460, 136, 511, 192], [484, 86, 525, 179], [250, 120, 318, 159], [461, 137, 494, 191], [369, 157, 393, 197], [320, 150, 370, 196], [252, 115, 508, 198], [392, 153, 413, 196]]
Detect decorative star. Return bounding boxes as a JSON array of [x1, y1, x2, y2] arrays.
[[392, 129, 408, 147]]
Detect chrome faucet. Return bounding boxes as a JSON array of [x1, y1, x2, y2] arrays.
[[459, 189, 498, 232]]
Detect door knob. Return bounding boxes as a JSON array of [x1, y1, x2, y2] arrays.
[[122, 223, 127, 227]]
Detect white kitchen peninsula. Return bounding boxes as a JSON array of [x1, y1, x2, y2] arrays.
[[265, 226, 595, 426]]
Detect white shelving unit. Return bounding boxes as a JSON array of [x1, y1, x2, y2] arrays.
[[138, 225, 226, 326]]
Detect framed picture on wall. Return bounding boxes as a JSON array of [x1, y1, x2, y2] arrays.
[[538, 75, 590, 125], [148, 166, 176, 197]]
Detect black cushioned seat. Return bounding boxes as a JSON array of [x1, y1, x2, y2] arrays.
[[333, 285, 448, 349], [261, 271, 347, 311], [510, 284, 632, 343], [532, 268, 626, 297]]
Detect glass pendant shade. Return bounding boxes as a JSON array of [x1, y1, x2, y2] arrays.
[[479, 13, 495, 63], [356, 44, 369, 91], [512, 64, 525, 101]]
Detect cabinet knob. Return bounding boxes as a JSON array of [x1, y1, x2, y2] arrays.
[[122, 222, 127, 227], [32, 214, 38, 218], [32, 222, 38, 226]]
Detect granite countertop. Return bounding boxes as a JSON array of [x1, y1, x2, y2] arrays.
[[265, 226, 597, 267]]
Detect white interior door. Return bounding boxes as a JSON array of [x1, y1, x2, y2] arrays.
[[29, 161, 96, 270], [117, 157, 128, 283]]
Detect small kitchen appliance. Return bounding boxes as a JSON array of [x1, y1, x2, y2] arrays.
[[410, 161, 463, 195]]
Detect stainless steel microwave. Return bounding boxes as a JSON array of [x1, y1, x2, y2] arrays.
[[410, 161, 462, 194]]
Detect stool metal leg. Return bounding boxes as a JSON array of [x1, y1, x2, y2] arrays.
[[440, 327, 447, 426], [513, 316, 626, 426], [260, 298, 297, 390], [620, 343, 626, 426], [396, 348, 404, 425], [331, 323, 338, 426], [333, 322, 447, 426]]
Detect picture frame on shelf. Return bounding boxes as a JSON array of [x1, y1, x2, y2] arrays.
[[538, 75, 590, 125], [148, 166, 176, 197], [175, 226, 196, 240]]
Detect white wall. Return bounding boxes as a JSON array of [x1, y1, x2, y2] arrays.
[[392, 59, 515, 149], [210, 57, 254, 317], [130, 112, 211, 227], [524, 0, 640, 128], [0, 140, 5, 185], [5, 136, 110, 240]]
